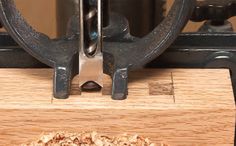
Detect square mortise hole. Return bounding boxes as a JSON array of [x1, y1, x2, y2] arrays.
[[102, 82, 112, 95], [70, 83, 81, 95], [149, 82, 174, 96]]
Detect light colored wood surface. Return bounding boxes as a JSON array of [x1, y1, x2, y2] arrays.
[[0, 69, 235, 145]]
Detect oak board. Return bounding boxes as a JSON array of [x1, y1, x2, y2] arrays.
[[0, 69, 235, 145]]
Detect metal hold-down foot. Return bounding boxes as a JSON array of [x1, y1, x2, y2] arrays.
[[112, 68, 129, 100]]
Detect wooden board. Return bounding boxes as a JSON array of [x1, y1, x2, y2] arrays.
[[0, 69, 235, 145]]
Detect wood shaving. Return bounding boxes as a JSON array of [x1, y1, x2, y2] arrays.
[[21, 131, 168, 146]]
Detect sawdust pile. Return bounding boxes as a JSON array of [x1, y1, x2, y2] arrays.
[[21, 131, 168, 146]]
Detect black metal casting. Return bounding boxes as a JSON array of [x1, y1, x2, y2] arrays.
[[0, 0, 195, 100]]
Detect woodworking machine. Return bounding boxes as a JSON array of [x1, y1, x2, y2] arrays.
[[1, 0, 236, 101]]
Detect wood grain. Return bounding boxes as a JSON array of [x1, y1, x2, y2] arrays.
[[0, 69, 235, 146]]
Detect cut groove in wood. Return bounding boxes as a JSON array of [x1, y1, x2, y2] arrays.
[[149, 82, 174, 96], [70, 83, 81, 95]]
